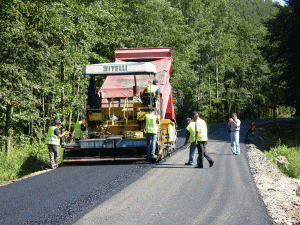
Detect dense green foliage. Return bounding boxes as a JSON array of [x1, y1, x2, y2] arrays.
[[264, 0, 300, 115], [0, 0, 297, 157]]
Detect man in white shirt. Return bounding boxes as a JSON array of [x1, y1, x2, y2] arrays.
[[228, 113, 241, 155]]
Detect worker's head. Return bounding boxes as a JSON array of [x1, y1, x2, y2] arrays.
[[150, 108, 157, 114], [153, 79, 158, 85], [191, 111, 199, 121], [54, 120, 61, 127], [183, 117, 192, 124], [79, 114, 86, 121]]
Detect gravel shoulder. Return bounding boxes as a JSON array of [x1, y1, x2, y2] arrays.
[[246, 144, 300, 225]]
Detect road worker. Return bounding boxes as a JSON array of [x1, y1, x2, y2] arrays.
[[74, 114, 87, 143], [144, 108, 159, 163], [142, 79, 160, 107], [192, 111, 214, 168], [183, 117, 198, 166], [145, 79, 160, 96], [45, 120, 67, 169]]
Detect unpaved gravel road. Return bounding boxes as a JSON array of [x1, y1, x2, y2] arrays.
[[0, 122, 274, 225]]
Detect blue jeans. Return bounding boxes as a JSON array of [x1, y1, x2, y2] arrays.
[[146, 133, 157, 159], [231, 131, 240, 154], [188, 142, 198, 164]]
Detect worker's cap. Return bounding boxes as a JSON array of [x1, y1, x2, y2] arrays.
[[54, 120, 61, 124], [191, 111, 199, 117], [79, 114, 86, 119], [153, 79, 158, 84], [183, 117, 192, 123]]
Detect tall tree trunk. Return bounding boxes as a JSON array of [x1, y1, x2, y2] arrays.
[[216, 56, 219, 100], [61, 43, 65, 132], [216, 56, 219, 123], [197, 75, 201, 112], [209, 74, 212, 120], [5, 104, 13, 154]]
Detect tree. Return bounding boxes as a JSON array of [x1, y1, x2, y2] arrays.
[[265, 0, 300, 115]]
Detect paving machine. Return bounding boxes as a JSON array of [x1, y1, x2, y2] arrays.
[[63, 47, 177, 162]]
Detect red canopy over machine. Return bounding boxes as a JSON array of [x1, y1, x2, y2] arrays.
[[99, 48, 175, 120]]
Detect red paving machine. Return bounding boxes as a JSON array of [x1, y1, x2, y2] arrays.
[[63, 47, 177, 162]]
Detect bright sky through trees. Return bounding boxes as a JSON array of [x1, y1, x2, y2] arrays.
[[273, 0, 285, 5]]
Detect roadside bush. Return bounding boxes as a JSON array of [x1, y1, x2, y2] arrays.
[[0, 139, 64, 185], [265, 142, 300, 179]]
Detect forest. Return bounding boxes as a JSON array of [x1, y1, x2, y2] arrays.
[[1, 0, 299, 153]]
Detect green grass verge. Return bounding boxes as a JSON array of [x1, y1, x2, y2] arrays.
[[259, 121, 300, 179], [0, 141, 64, 185], [265, 143, 300, 179]]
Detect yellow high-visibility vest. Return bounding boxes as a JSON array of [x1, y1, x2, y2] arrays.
[[186, 122, 196, 143], [195, 118, 208, 141], [145, 114, 158, 134], [74, 121, 84, 139], [45, 126, 60, 145], [146, 85, 158, 94]]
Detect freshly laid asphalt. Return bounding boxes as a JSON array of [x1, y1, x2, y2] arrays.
[[0, 121, 274, 225]]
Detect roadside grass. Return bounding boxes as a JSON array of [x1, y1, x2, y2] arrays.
[[0, 141, 64, 185], [259, 120, 300, 179]]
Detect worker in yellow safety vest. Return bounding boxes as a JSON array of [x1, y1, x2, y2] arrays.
[[45, 120, 67, 169], [183, 117, 198, 166], [74, 114, 87, 143], [143, 79, 160, 107], [192, 111, 214, 168], [144, 108, 159, 163], [145, 79, 160, 96]]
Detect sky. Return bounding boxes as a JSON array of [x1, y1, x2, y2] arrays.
[[273, 0, 286, 6]]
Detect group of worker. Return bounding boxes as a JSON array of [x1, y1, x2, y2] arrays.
[[183, 111, 214, 168], [45, 77, 240, 169], [45, 115, 86, 169]]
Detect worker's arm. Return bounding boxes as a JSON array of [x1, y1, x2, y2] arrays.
[[184, 130, 190, 146], [54, 128, 66, 138], [229, 118, 239, 127], [156, 88, 160, 95], [81, 123, 86, 131], [195, 121, 200, 144]]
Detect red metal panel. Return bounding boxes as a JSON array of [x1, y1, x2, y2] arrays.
[[115, 47, 172, 61], [165, 92, 176, 120], [100, 48, 174, 119]]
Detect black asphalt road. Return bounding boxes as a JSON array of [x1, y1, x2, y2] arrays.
[[0, 121, 274, 225]]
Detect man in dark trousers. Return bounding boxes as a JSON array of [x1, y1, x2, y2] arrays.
[[45, 120, 67, 169], [192, 111, 214, 168], [144, 108, 159, 163]]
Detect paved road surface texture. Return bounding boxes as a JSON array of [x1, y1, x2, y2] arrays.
[[0, 121, 274, 225]]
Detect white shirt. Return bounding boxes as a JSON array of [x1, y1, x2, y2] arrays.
[[230, 118, 241, 131]]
